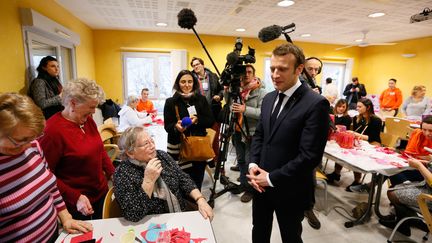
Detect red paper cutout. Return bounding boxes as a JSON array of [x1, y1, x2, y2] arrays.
[[70, 231, 93, 243]]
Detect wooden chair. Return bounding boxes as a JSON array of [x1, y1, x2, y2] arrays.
[[104, 144, 120, 162], [102, 187, 122, 219], [387, 193, 431, 242], [384, 117, 413, 140], [418, 193, 432, 238], [380, 132, 400, 148], [98, 123, 120, 144]]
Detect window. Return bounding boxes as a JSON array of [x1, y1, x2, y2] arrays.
[[263, 57, 275, 93], [21, 9, 78, 86], [122, 52, 173, 112], [25, 35, 76, 84]]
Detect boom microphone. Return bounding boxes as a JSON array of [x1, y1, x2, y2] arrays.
[[258, 23, 296, 42], [177, 8, 197, 29]]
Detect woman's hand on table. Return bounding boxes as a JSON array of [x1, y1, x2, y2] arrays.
[[63, 218, 93, 234], [196, 197, 214, 221]]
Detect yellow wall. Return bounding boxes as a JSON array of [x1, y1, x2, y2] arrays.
[[358, 37, 432, 98], [0, 0, 94, 93], [94, 30, 362, 103]]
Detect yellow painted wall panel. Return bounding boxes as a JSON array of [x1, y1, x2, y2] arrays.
[[0, 0, 94, 93]]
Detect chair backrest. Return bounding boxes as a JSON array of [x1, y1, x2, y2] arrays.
[[104, 144, 120, 162], [98, 124, 118, 144], [102, 187, 122, 219], [417, 193, 432, 233], [380, 132, 399, 148], [385, 117, 413, 140]]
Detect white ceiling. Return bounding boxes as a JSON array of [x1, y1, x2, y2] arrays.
[[57, 0, 432, 45]]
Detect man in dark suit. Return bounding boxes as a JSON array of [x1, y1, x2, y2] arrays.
[[247, 43, 330, 243]]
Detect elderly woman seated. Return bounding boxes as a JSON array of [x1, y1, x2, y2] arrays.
[[118, 95, 152, 132], [113, 126, 213, 222]]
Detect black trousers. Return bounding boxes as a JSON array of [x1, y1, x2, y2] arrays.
[[252, 190, 304, 243], [183, 161, 206, 190]]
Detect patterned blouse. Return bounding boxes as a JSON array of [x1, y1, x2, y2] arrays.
[[113, 150, 197, 222]]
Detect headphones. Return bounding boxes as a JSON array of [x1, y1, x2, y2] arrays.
[[306, 57, 323, 74]]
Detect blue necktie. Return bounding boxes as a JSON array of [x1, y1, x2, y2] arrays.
[[270, 93, 286, 129]]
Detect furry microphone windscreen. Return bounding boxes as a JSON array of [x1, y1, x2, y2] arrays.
[[177, 8, 197, 29], [258, 25, 283, 42]]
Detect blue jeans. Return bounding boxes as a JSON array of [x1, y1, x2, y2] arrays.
[[232, 132, 253, 191]]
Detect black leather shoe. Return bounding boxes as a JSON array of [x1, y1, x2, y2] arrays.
[[229, 185, 244, 195], [379, 219, 411, 236], [240, 191, 254, 203], [304, 210, 321, 230], [230, 165, 240, 171], [325, 172, 341, 183]]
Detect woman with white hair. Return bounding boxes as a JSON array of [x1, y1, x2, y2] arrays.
[[118, 95, 152, 132], [113, 126, 213, 222], [40, 78, 115, 220]]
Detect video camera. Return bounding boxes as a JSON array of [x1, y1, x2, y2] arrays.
[[219, 38, 256, 91]]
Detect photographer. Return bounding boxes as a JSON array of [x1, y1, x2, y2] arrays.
[[230, 64, 266, 203], [343, 77, 367, 110]]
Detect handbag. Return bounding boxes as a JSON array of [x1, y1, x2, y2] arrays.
[[175, 106, 215, 161]]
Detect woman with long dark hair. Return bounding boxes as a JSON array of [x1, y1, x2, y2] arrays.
[[163, 70, 214, 189], [28, 56, 63, 119]]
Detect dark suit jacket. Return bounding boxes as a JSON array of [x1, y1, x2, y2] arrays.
[[250, 83, 330, 209]]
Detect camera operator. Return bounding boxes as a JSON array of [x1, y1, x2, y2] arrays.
[[230, 64, 266, 203], [191, 57, 224, 165], [343, 77, 367, 110]]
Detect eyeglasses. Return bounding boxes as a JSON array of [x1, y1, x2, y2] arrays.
[[135, 137, 155, 150], [6, 133, 44, 147]]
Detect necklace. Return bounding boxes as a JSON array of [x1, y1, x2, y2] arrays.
[[61, 112, 85, 134]]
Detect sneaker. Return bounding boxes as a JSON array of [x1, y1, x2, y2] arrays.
[[240, 191, 254, 203], [230, 165, 240, 171], [345, 181, 361, 192], [304, 210, 321, 230], [325, 172, 341, 183], [349, 183, 370, 194], [379, 219, 411, 236]]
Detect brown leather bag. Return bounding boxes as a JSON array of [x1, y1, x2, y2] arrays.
[[175, 106, 215, 162], [179, 133, 215, 161]]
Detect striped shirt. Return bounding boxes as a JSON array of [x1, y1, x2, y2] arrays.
[[0, 141, 66, 242]]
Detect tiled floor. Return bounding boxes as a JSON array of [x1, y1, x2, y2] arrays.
[[201, 148, 429, 243]]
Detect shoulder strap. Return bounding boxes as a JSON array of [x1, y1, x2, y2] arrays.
[[175, 105, 180, 120]]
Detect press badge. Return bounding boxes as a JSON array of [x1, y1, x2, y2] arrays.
[[187, 106, 197, 116], [202, 82, 209, 91]]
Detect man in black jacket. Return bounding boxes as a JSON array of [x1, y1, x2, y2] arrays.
[[343, 77, 367, 109]]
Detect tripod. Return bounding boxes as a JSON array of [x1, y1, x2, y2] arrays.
[[208, 86, 244, 207]]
